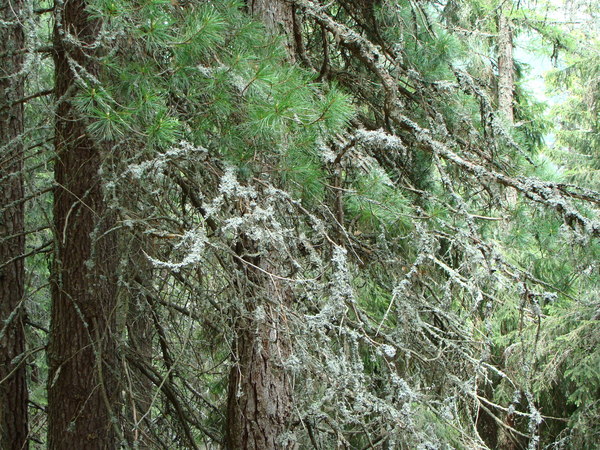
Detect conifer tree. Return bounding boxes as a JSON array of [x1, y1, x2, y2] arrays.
[[0, 0, 29, 446], [498, 4, 515, 124], [47, 0, 120, 446], [224, 3, 300, 447], [4, 0, 598, 447]]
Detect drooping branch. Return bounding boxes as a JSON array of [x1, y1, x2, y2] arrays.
[[294, 0, 599, 237], [356, 127, 600, 237]]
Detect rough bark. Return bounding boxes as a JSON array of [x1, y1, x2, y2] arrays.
[[497, 12, 514, 123], [249, 0, 296, 62], [225, 254, 294, 450], [497, 8, 518, 425], [225, 4, 297, 447], [47, 0, 120, 447], [497, 11, 518, 205], [0, 0, 29, 447]]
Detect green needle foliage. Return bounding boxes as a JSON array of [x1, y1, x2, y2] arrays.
[[5, 0, 599, 448]]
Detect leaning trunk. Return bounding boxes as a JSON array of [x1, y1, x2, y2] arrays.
[[0, 0, 29, 447], [47, 0, 120, 447]]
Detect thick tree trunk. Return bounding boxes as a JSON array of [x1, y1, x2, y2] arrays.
[[249, 0, 296, 61], [225, 256, 294, 450], [226, 4, 296, 447], [47, 0, 120, 447], [0, 0, 29, 447]]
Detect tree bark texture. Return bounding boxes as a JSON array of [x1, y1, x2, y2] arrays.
[[226, 4, 297, 447], [497, 7, 518, 424], [47, 0, 120, 447], [225, 254, 294, 450], [497, 13, 514, 123], [0, 0, 29, 447], [497, 10, 518, 206], [249, 0, 296, 61]]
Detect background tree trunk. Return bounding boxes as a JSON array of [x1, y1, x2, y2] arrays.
[[497, 14, 519, 441], [0, 0, 29, 447], [497, 8, 518, 206], [497, 4, 519, 424], [47, 0, 120, 447], [497, 12, 514, 123], [125, 234, 154, 447]]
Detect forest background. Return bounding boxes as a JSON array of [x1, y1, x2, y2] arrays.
[[0, 0, 599, 448]]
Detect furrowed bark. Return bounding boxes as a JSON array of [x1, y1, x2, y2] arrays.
[[0, 0, 29, 446], [249, 0, 296, 60], [47, 0, 120, 446], [497, 7, 518, 206], [225, 250, 294, 450], [225, 3, 297, 447]]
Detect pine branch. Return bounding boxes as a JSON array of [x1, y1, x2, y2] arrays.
[[0, 89, 54, 113]]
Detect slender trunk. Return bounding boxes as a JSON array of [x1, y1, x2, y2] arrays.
[[47, 0, 120, 447], [125, 235, 154, 447], [497, 12, 514, 123], [0, 0, 29, 447], [498, 13, 518, 440], [126, 300, 154, 446], [497, 9, 518, 205]]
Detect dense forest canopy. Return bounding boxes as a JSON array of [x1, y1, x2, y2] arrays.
[[0, 0, 598, 448]]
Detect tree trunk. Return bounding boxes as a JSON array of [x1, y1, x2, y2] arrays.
[[226, 4, 297, 447], [0, 0, 29, 447], [497, 12, 514, 123], [249, 0, 296, 61], [225, 254, 294, 450], [47, 0, 120, 447], [125, 234, 154, 447], [497, 8, 518, 205]]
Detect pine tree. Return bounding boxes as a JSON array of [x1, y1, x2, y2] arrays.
[[224, 3, 301, 447], [0, 0, 29, 446], [4, 0, 598, 447], [47, 0, 120, 445]]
